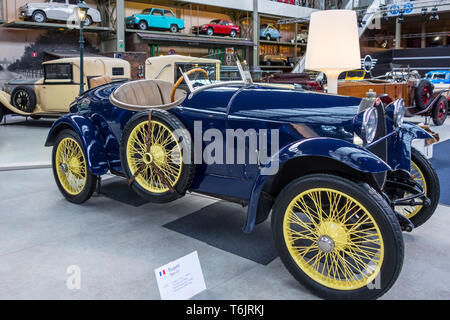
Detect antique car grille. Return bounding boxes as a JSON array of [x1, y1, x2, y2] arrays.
[[367, 102, 388, 187]]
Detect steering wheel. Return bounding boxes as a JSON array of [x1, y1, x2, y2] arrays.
[[171, 68, 209, 102]]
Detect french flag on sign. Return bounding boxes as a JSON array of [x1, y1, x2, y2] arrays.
[[159, 270, 166, 277]]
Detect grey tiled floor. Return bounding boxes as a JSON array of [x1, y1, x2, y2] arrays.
[[1, 116, 450, 299]]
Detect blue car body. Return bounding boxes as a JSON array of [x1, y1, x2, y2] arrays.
[[125, 8, 184, 31], [260, 24, 282, 40], [425, 70, 450, 85], [45, 81, 432, 233]]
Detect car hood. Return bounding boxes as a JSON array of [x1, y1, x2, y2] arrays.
[[231, 85, 362, 124]]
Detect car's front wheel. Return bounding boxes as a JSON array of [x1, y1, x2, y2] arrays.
[[396, 148, 440, 228], [206, 27, 214, 36], [83, 15, 93, 27], [170, 24, 179, 33], [32, 10, 46, 23], [230, 30, 236, 37], [138, 20, 148, 30], [272, 174, 404, 300], [432, 96, 448, 126], [52, 129, 97, 204]]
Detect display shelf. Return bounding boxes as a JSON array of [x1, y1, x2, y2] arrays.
[[260, 40, 307, 46], [259, 65, 293, 70], [133, 30, 254, 47], [3, 20, 113, 33]]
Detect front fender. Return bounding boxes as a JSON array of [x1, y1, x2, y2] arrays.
[[243, 138, 391, 233], [387, 122, 433, 171], [45, 114, 109, 175]]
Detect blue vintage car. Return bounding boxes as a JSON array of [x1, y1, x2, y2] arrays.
[[125, 8, 184, 32], [260, 24, 282, 41], [425, 70, 450, 85], [45, 59, 439, 300]]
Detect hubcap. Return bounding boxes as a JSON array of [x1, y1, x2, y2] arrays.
[[143, 152, 153, 164], [317, 235, 334, 253]]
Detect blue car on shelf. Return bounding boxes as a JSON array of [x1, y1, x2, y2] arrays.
[[125, 7, 184, 32], [45, 58, 439, 300], [260, 24, 282, 41], [425, 70, 450, 85]]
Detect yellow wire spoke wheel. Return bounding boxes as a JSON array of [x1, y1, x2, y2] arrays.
[[283, 188, 384, 291], [126, 119, 183, 193], [55, 137, 87, 195], [396, 161, 427, 219]]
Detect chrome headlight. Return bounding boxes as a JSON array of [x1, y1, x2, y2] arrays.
[[393, 98, 405, 127], [362, 107, 378, 144]]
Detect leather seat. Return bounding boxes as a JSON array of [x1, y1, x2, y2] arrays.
[[109, 79, 186, 111], [89, 75, 112, 89]]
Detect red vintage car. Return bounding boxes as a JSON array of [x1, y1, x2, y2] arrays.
[[192, 19, 240, 37]]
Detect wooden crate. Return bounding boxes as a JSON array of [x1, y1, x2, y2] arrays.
[[338, 81, 412, 106]]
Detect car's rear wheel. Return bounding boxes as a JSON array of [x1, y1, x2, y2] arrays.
[[11, 86, 36, 113], [120, 110, 195, 203], [415, 80, 433, 110], [170, 24, 179, 33], [396, 148, 440, 228], [32, 10, 46, 23], [266, 34, 271, 41], [52, 129, 97, 204], [272, 174, 404, 300], [138, 20, 148, 30], [432, 96, 448, 126]]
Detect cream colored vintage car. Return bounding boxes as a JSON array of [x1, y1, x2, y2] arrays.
[[0, 57, 130, 121], [145, 54, 220, 83]]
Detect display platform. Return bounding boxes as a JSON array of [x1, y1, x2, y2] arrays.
[[3, 20, 113, 33], [1, 116, 450, 299]]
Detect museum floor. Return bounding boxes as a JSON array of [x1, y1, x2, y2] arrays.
[[1, 115, 450, 300]]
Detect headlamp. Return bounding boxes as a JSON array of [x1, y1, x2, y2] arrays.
[[393, 98, 405, 127], [362, 107, 378, 144]]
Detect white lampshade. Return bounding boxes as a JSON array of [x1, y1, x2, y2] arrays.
[[305, 10, 361, 94]]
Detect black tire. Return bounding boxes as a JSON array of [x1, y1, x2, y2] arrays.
[[30, 115, 41, 120], [138, 20, 148, 30], [415, 80, 434, 110], [52, 129, 97, 204], [207, 27, 214, 36], [120, 110, 195, 203], [0, 105, 5, 123], [170, 24, 179, 33], [271, 174, 404, 300], [230, 30, 236, 38], [432, 96, 448, 126], [265, 60, 271, 66], [83, 15, 93, 27], [32, 10, 46, 23], [266, 34, 271, 41], [404, 148, 440, 228], [11, 86, 36, 113]]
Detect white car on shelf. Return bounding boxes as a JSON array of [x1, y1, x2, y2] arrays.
[[19, 0, 101, 26]]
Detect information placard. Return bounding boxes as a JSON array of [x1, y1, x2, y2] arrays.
[[155, 251, 206, 300]]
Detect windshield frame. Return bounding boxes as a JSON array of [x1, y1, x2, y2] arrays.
[[180, 58, 251, 95]]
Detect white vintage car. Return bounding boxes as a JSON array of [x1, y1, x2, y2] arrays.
[[19, 0, 101, 26]]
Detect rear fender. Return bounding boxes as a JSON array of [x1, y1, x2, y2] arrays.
[[45, 114, 109, 175], [243, 138, 391, 233]]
